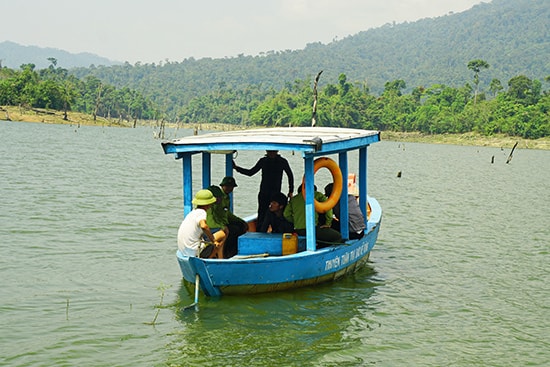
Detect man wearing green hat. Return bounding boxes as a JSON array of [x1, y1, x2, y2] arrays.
[[206, 176, 248, 258], [177, 189, 227, 258]]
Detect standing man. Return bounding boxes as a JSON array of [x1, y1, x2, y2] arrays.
[[233, 150, 294, 227]]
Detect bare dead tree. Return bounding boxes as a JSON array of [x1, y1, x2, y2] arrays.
[[506, 141, 518, 164], [311, 70, 323, 127], [2, 106, 11, 121], [159, 119, 166, 139], [93, 83, 103, 122]]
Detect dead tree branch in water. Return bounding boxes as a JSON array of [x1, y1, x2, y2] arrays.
[[506, 141, 518, 164]]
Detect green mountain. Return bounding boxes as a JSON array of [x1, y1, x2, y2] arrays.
[[71, 0, 548, 113], [6, 0, 550, 116], [0, 41, 118, 69]]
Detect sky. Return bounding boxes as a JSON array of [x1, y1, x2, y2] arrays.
[[1, 0, 485, 64]]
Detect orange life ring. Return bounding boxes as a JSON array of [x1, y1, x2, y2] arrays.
[[302, 157, 343, 213]]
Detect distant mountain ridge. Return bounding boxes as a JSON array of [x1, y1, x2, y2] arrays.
[[0, 41, 119, 69]]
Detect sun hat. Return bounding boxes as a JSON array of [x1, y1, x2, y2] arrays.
[[192, 189, 217, 206], [220, 176, 238, 187]]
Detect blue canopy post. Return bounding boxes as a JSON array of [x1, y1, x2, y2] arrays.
[[304, 155, 316, 251], [225, 153, 234, 211], [202, 152, 211, 189], [182, 152, 193, 217], [358, 147, 368, 223], [338, 151, 350, 240]]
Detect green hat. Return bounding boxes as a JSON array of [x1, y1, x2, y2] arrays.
[[220, 176, 238, 187], [207, 185, 223, 198], [192, 189, 216, 206]]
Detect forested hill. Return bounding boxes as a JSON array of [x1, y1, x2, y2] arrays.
[[329, 0, 548, 91], [70, 0, 548, 111]]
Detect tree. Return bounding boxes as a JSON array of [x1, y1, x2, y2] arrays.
[[15, 64, 39, 107], [47, 57, 57, 68], [337, 73, 351, 96], [467, 59, 490, 104], [60, 76, 79, 120], [383, 79, 406, 97], [489, 78, 503, 97], [507, 75, 537, 105]]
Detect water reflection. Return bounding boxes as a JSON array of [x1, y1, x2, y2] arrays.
[[167, 265, 382, 366]]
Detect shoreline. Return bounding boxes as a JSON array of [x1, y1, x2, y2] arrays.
[[2, 106, 549, 150], [380, 131, 549, 150]]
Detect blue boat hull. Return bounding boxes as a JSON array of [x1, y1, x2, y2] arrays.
[[177, 197, 382, 296]]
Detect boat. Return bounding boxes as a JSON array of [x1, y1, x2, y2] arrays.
[[161, 127, 382, 297]]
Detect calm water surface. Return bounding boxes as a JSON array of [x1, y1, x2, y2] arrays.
[[0, 121, 548, 367]]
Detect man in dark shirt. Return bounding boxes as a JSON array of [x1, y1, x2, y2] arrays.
[[258, 192, 294, 233], [233, 150, 294, 227]]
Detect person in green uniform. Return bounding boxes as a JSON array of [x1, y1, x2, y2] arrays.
[[284, 184, 342, 247]]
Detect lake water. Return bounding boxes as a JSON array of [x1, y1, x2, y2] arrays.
[[0, 121, 548, 367]]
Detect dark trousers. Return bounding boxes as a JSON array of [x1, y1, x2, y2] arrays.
[[224, 220, 248, 258], [330, 218, 363, 240], [295, 227, 343, 248], [256, 191, 271, 228]]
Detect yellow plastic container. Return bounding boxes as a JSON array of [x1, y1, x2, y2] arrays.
[[282, 233, 298, 255]]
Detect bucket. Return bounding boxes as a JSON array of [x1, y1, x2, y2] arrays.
[[282, 233, 298, 255]]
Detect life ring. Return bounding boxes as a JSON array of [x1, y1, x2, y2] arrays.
[[302, 157, 343, 213]]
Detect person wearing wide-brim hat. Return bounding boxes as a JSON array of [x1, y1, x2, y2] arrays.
[[177, 189, 227, 258]]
